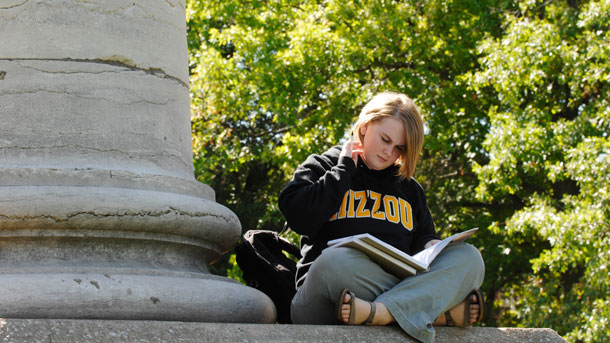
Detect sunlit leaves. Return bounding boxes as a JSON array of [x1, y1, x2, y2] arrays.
[[187, 0, 509, 231], [468, 0, 610, 341], [188, 0, 608, 340]]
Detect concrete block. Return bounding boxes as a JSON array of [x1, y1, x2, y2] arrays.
[[0, 319, 567, 343]]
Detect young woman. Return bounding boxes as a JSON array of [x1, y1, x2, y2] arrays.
[[278, 92, 485, 343]]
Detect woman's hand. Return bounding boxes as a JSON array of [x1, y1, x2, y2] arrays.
[[340, 136, 363, 163], [424, 239, 441, 249]]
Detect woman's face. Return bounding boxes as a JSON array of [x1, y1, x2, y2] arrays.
[[359, 116, 406, 170]]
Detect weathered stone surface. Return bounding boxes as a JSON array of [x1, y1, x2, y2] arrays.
[[0, 1, 277, 323], [0, 320, 567, 343], [0, 187, 239, 252], [0, 59, 198, 184], [0, 0, 189, 83], [0, 276, 275, 323]]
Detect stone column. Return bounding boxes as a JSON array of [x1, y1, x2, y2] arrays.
[[0, 0, 276, 323]]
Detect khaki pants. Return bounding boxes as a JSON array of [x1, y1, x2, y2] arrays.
[[291, 242, 485, 343]]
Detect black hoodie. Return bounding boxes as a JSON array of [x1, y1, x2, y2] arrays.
[[279, 145, 439, 287]]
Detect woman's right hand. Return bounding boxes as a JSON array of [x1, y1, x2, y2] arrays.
[[340, 136, 363, 163]]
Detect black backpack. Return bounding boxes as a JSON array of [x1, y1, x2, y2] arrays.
[[235, 229, 302, 324]]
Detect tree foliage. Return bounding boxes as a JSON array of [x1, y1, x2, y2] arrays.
[[187, 1, 609, 341], [468, 1, 610, 341]]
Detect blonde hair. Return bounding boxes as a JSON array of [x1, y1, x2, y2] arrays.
[[352, 91, 424, 180]]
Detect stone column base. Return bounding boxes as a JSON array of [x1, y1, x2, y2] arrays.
[[0, 185, 276, 323], [0, 274, 275, 323]]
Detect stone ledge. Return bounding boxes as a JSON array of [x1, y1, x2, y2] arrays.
[[0, 319, 566, 343]]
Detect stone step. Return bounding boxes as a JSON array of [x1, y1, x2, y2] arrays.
[[0, 319, 565, 342]]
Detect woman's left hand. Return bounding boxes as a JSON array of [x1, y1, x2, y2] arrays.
[[424, 239, 441, 249]]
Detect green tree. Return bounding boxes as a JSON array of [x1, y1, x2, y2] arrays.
[[187, 1, 609, 341], [468, 0, 610, 341], [187, 0, 513, 283]]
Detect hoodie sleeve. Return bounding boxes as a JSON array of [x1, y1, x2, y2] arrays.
[[278, 146, 356, 238], [409, 180, 440, 253]]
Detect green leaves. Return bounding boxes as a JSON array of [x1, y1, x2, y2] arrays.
[[188, 0, 609, 340], [467, 0, 610, 340]]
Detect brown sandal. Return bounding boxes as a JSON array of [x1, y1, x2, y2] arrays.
[[445, 289, 485, 328], [337, 289, 376, 325]]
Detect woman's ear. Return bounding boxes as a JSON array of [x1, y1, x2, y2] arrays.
[[360, 123, 368, 136]]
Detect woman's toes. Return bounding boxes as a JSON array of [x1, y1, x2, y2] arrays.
[[341, 305, 351, 322], [340, 293, 352, 323], [469, 294, 480, 323]]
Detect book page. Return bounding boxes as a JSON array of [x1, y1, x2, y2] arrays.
[[359, 235, 427, 270], [327, 228, 477, 272], [412, 228, 478, 268], [411, 239, 451, 268], [325, 236, 417, 277]]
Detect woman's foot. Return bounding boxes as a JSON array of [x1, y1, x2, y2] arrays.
[[338, 289, 395, 326], [434, 290, 484, 327]]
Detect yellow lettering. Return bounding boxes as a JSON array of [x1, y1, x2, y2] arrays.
[[384, 195, 400, 224], [354, 191, 370, 218], [347, 190, 356, 218], [337, 191, 349, 219], [399, 198, 413, 230], [370, 191, 386, 220], [331, 190, 412, 230]]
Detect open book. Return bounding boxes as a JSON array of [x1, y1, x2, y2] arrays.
[[325, 228, 478, 278]]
